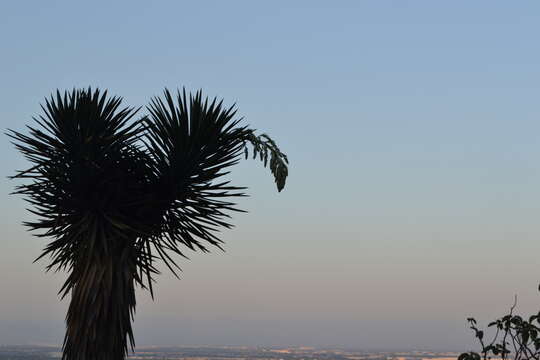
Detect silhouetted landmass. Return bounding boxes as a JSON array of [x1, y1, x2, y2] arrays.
[[0, 346, 460, 360]]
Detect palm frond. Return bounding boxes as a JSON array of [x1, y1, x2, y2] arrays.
[[138, 88, 250, 285], [7, 88, 148, 359], [8, 87, 289, 360]]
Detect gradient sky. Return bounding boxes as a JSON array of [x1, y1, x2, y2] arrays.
[[1, 0, 540, 351]]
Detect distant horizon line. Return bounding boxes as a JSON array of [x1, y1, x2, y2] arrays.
[[0, 344, 465, 352]]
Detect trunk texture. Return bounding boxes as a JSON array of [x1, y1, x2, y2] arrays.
[[62, 250, 136, 360]]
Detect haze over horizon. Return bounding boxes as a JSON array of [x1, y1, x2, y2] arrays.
[[1, 1, 540, 351]]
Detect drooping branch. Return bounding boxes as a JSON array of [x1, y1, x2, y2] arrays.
[[241, 130, 289, 192]]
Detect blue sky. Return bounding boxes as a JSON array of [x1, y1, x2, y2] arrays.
[[1, 0, 540, 350]]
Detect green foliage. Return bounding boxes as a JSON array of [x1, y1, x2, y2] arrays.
[[8, 87, 289, 360], [460, 291, 540, 360], [242, 130, 289, 192]]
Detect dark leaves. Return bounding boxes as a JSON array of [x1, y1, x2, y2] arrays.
[[8, 88, 150, 360], [460, 294, 540, 360], [8, 87, 289, 360], [241, 130, 289, 192]]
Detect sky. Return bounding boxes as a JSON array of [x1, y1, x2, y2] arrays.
[[1, 0, 540, 351]]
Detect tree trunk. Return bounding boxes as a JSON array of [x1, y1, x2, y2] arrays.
[[62, 249, 136, 360]]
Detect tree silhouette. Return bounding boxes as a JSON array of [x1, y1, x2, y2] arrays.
[[8, 88, 288, 360], [460, 291, 540, 360]]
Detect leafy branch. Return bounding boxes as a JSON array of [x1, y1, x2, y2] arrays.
[[241, 130, 289, 192], [460, 292, 540, 360]]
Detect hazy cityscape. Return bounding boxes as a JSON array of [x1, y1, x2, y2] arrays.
[[0, 346, 461, 360]]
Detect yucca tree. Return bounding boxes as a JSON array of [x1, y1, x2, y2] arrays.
[[8, 88, 288, 360]]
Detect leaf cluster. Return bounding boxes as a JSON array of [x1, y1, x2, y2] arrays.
[[8, 87, 288, 360], [7, 87, 289, 293], [242, 130, 289, 192], [460, 293, 540, 360]]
